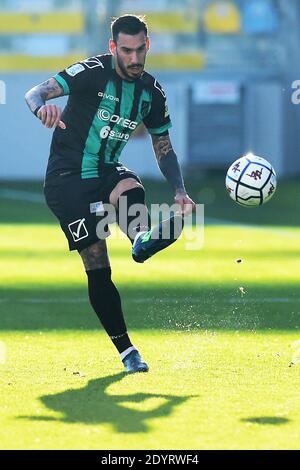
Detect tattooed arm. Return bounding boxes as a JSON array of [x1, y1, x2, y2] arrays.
[[25, 77, 66, 129], [151, 133, 185, 193], [151, 133, 195, 214]]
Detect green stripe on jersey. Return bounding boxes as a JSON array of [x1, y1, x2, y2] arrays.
[[54, 74, 70, 95], [105, 80, 135, 164], [81, 80, 117, 178], [138, 88, 152, 120]]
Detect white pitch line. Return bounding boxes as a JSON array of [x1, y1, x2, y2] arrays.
[[22, 297, 87, 304], [0, 189, 45, 203], [205, 217, 238, 226], [132, 297, 300, 304], [0, 296, 298, 305]]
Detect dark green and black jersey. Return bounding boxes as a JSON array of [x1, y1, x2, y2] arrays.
[[46, 54, 171, 180]]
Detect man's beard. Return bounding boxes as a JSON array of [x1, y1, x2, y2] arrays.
[[116, 52, 144, 81]]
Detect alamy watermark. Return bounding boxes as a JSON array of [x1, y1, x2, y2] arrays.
[[0, 80, 6, 104], [291, 80, 300, 104], [93, 198, 204, 251]]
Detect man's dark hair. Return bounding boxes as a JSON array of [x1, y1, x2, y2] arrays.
[[111, 14, 148, 43]]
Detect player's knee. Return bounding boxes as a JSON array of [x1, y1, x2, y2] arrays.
[[120, 178, 143, 194], [109, 178, 144, 207], [80, 241, 110, 271]]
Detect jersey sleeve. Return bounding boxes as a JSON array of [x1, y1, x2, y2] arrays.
[[143, 80, 172, 135], [53, 56, 105, 95]]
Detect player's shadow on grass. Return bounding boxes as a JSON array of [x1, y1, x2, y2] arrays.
[[18, 372, 194, 433], [241, 416, 290, 425]]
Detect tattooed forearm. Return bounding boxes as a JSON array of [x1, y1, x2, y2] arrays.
[[151, 134, 186, 192], [152, 134, 173, 162], [25, 77, 64, 114]]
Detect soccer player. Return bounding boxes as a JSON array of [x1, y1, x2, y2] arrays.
[[25, 14, 195, 374]]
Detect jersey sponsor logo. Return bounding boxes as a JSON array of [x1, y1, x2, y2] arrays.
[[99, 125, 130, 142], [81, 57, 104, 69], [98, 91, 119, 102], [154, 79, 166, 98], [98, 109, 111, 121], [66, 63, 85, 76], [164, 104, 169, 118], [68, 218, 88, 242], [97, 110, 138, 130]]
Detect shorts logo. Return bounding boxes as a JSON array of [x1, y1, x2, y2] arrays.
[[68, 218, 88, 242], [90, 201, 105, 214]]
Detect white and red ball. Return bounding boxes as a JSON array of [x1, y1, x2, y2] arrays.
[[226, 154, 277, 207]]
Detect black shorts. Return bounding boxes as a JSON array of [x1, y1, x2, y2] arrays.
[[44, 164, 142, 252]]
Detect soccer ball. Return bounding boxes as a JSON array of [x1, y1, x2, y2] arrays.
[[226, 154, 277, 207]]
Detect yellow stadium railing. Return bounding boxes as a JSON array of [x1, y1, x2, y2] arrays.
[[0, 11, 198, 34], [0, 52, 206, 71], [0, 12, 84, 34], [144, 12, 198, 33]]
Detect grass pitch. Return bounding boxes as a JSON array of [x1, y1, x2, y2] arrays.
[[0, 179, 300, 450]]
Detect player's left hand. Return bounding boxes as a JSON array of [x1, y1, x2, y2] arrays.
[[174, 190, 196, 216]]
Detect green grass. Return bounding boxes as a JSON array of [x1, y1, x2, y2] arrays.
[[0, 178, 300, 449]]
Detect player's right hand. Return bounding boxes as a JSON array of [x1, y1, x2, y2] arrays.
[[37, 104, 66, 129]]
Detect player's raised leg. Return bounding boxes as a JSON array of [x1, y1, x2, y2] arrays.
[[80, 240, 149, 373], [109, 177, 151, 243]]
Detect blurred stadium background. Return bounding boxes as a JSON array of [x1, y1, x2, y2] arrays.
[[1, 0, 300, 181]]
